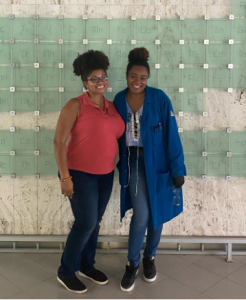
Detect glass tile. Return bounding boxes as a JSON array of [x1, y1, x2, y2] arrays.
[[110, 19, 131, 41], [182, 68, 204, 89], [63, 68, 83, 90], [182, 44, 205, 64], [148, 68, 157, 88], [231, 68, 246, 89], [13, 130, 37, 153], [207, 20, 231, 41], [38, 130, 55, 154], [136, 19, 158, 41], [184, 155, 203, 176], [0, 42, 11, 64], [38, 154, 57, 175], [145, 44, 158, 65], [182, 19, 206, 41], [109, 44, 132, 67], [183, 92, 203, 113], [15, 67, 37, 88], [206, 44, 230, 66], [165, 91, 181, 113], [109, 67, 127, 90], [230, 131, 246, 154], [38, 91, 60, 112], [63, 91, 83, 106], [86, 42, 109, 58], [0, 90, 13, 112], [232, 0, 246, 17], [63, 42, 85, 67], [232, 19, 246, 41], [15, 91, 37, 112], [181, 130, 203, 153], [207, 155, 226, 176], [0, 156, 13, 175], [86, 19, 109, 41], [38, 67, 60, 88], [160, 44, 181, 65], [207, 131, 229, 154], [63, 18, 85, 41], [15, 155, 36, 175], [232, 44, 246, 65], [158, 20, 181, 41], [158, 68, 180, 89], [13, 42, 35, 64], [230, 156, 246, 176], [0, 67, 11, 88], [37, 18, 62, 40], [13, 18, 35, 40], [0, 18, 11, 40], [37, 43, 61, 65], [208, 68, 230, 89], [0, 131, 13, 153]]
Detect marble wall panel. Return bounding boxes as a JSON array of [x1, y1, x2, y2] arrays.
[[36, 4, 62, 16], [206, 5, 231, 18], [12, 5, 37, 16], [165, 5, 183, 18], [0, 177, 14, 234], [182, 5, 206, 18], [61, 5, 86, 17], [229, 90, 246, 131], [183, 114, 204, 130], [61, 194, 73, 234]]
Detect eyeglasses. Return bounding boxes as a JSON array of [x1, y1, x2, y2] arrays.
[[86, 75, 109, 83]]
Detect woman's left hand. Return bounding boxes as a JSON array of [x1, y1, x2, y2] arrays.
[[172, 176, 185, 188]]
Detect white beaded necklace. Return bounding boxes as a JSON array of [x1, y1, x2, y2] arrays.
[[131, 112, 140, 142]]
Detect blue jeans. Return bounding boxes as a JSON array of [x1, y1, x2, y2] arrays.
[[127, 147, 163, 268], [58, 169, 114, 279]]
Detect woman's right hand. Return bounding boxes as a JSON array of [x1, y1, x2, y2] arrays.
[[61, 180, 74, 198]]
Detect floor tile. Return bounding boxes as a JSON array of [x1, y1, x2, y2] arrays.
[[154, 254, 192, 276], [0, 253, 35, 275], [26, 253, 53, 261], [227, 264, 246, 287], [194, 256, 244, 277], [232, 255, 246, 264], [94, 254, 127, 276], [203, 278, 246, 299], [171, 264, 223, 293], [38, 254, 61, 274], [6, 291, 30, 299], [0, 274, 21, 299], [4, 261, 55, 291], [141, 277, 199, 299], [178, 255, 205, 263], [193, 293, 211, 299]]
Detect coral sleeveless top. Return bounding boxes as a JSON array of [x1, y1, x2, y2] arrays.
[[66, 92, 125, 174]]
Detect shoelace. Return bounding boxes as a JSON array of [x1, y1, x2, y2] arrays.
[[124, 266, 137, 279], [144, 259, 155, 270]]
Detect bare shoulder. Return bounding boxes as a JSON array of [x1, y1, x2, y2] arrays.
[[62, 97, 80, 113]]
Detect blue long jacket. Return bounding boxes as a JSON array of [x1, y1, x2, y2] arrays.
[[114, 86, 187, 230]]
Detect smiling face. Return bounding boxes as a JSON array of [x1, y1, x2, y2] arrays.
[[83, 69, 109, 95], [126, 65, 149, 95]]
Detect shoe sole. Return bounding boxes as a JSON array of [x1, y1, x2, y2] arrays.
[[143, 274, 157, 283], [120, 282, 135, 292], [78, 271, 108, 285], [57, 276, 87, 294]]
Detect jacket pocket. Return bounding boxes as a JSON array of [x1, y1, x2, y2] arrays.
[[150, 123, 163, 145], [156, 171, 170, 194]]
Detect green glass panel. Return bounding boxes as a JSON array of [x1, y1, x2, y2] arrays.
[[109, 44, 133, 66], [0, 67, 11, 88], [208, 68, 230, 89], [15, 155, 36, 175], [207, 156, 226, 176], [230, 132, 246, 154], [0, 42, 11, 64], [0, 18, 11, 40], [231, 156, 246, 176], [165, 91, 180, 113], [184, 155, 203, 176], [183, 92, 203, 113], [206, 44, 230, 65], [0, 156, 13, 175], [160, 44, 181, 65], [38, 154, 57, 175], [207, 20, 231, 41], [158, 20, 181, 41], [207, 131, 229, 154], [232, 44, 246, 65], [231, 68, 246, 89], [37, 43, 61, 65], [145, 44, 158, 65], [181, 130, 203, 153], [232, 0, 246, 17], [232, 19, 246, 41], [110, 19, 131, 41], [182, 19, 206, 41], [38, 130, 55, 154], [182, 44, 205, 64], [39, 91, 60, 112], [15, 67, 36, 88], [86, 19, 109, 40], [13, 18, 35, 40], [158, 68, 179, 89], [13, 130, 37, 152], [147, 68, 157, 88], [13, 42, 35, 64], [0, 131, 13, 153], [63, 43, 85, 67], [38, 67, 59, 88], [15, 91, 37, 112], [63, 91, 83, 106], [63, 68, 83, 90], [63, 18, 85, 41], [37, 18, 61, 40], [86, 42, 109, 57], [136, 19, 158, 41], [109, 67, 127, 90], [182, 68, 203, 89], [0, 91, 13, 112]]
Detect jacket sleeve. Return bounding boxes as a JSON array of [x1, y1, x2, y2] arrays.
[[162, 93, 187, 178]]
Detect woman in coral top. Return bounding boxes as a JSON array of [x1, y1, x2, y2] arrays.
[[53, 50, 125, 294]]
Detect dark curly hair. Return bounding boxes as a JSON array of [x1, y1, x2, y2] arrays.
[[126, 47, 150, 77], [73, 50, 110, 85]]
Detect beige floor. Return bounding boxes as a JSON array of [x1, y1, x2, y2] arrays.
[[1, 252, 246, 299]]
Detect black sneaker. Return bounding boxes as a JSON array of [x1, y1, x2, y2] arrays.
[[142, 257, 157, 282], [120, 261, 139, 292], [57, 275, 87, 293], [78, 269, 108, 285]]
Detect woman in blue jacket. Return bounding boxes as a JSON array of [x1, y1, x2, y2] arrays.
[[113, 47, 186, 292]]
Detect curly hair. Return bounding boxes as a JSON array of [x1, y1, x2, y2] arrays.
[[126, 47, 150, 77], [73, 50, 110, 83]]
